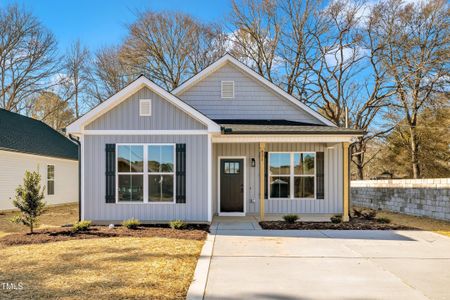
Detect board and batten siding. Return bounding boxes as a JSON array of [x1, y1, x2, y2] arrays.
[[83, 135, 208, 222], [213, 143, 343, 215], [178, 63, 324, 124], [86, 87, 207, 130], [0, 150, 78, 210]]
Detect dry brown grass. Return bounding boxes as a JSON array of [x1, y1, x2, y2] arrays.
[[0, 237, 203, 300], [0, 203, 78, 237], [369, 209, 450, 237]]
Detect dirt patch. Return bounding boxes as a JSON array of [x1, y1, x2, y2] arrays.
[[0, 225, 208, 247], [260, 218, 416, 230]]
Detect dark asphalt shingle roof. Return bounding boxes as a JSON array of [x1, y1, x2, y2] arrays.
[[0, 109, 78, 160], [214, 120, 364, 135]]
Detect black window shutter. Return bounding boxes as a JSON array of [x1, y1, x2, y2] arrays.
[[264, 151, 268, 199], [316, 152, 325, 199], [176, 144, 186, 203], [105, 144, 116, 203]]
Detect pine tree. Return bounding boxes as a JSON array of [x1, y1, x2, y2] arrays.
[[10, 171, 47, 234]]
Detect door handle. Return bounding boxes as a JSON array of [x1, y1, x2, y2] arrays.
[[240, 184, 244, 193]]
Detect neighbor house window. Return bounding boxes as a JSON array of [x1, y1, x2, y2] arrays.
[[116, 144, 175, 203], [47, 165, 55, 195], [268, 152, 316, 199], [148, 145, 175, 202]]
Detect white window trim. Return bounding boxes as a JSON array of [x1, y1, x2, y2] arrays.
[[221, 80, 235, 99], [47, 164, 55, 196], [139, 99, 152, 116], [268, 152, 316, 200], [115, 143, 176, 204]]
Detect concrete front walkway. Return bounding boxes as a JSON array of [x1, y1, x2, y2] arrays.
[[204, 218, 450, 300]]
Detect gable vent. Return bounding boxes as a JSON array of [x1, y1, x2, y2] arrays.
[[221, 81, 235, 99], [139, 99, 152, 116]]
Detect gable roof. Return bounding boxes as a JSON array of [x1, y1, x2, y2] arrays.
[[66, 76, 221, 133], [172, 54, 337, 127], [0, 109, 78, 160]]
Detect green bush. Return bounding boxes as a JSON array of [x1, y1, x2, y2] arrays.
[[376, 217, 391, 224], [72, 220, 91, 232], [282, 214, 299, 224], [170, 220, 187, 230], [330, 215, 342, 224], [122, 218, 141, 229]]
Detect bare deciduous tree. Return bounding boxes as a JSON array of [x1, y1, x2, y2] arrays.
[[63, 40, 92, 118], [228, 0, 280, 82], [89, 46, 132, 103], [121, 11, 226, 91], [372, 0, 449, 178], [0, 4, 60, 112]]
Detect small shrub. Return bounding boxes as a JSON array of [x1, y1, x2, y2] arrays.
[[122, 218, 141, 229], [283, 214, 299, 224], [361, 209, 377, 220], [72, 220, 91, 232], [170, 220, 187, 230], [330, 215, 342, 224], [376, 217, 391, 224]]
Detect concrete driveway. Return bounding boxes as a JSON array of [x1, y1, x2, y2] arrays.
[[204, 218, 450, 300]]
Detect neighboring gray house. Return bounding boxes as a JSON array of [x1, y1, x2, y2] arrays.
[[66, 54, 362, 224]]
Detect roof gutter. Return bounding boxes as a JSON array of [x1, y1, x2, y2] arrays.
[[68, 134, 81, 222]]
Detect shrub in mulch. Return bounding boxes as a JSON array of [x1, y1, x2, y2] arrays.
[[0, 224, 209, 247], [259, 218, 416, 230]]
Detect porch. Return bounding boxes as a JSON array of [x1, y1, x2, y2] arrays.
[[211, 139, 351, 221]]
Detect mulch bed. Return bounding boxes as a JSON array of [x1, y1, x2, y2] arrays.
[[259, 218, 417, 230], [0, 224, 209, 247]]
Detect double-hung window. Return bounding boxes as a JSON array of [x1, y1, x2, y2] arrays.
[[269, 152, 316, 199], [47, 165, 55, 195], [117, 145, 144, 202], [148, 145, 175, 202], [116, 144, 175, 203]]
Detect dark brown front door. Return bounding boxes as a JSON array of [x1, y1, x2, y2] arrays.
[[220, 159, 244, 213]]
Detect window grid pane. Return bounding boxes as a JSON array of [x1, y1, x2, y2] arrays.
[[268, 152, 316, 200]]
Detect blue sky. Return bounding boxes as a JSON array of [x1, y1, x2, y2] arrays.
[[1, 0, 231, 53]]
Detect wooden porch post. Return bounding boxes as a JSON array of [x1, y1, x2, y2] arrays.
[[343, 142, 350, 222], [259, 142, 266, 221]]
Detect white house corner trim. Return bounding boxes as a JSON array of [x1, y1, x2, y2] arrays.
[[207, 134, 213, 222], [80, 134, 85, 221]]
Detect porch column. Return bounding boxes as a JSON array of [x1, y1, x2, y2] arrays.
[[259, 142, 266, 221], [343, 142, 350, 222]]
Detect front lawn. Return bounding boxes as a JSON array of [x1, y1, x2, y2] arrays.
[[0, 203, 78, 237], [0, 236, 203, 300], [375, 210, 450, 237]]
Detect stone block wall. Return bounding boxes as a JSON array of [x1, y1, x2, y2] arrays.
[[351, 178, 450, 221]]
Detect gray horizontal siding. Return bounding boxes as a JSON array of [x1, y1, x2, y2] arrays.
[[86, 87, 206, 130], [213, 143, 343, 215], [84, 135, 208, 222], [178, 63, 324, 124]]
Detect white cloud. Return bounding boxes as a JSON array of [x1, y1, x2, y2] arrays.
[[324, 46, 370, 67]]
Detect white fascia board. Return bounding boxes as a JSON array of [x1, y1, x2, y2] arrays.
[[173, 54, 337, 127], [66, 77, 221, 133], [212, 134, 359, 143], [82, 130, 208, 135]]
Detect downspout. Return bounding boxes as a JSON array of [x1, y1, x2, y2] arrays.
[[69, 134, 81, 222]]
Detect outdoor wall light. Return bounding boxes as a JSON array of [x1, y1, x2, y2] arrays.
[[251, 158, 256, 167]]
